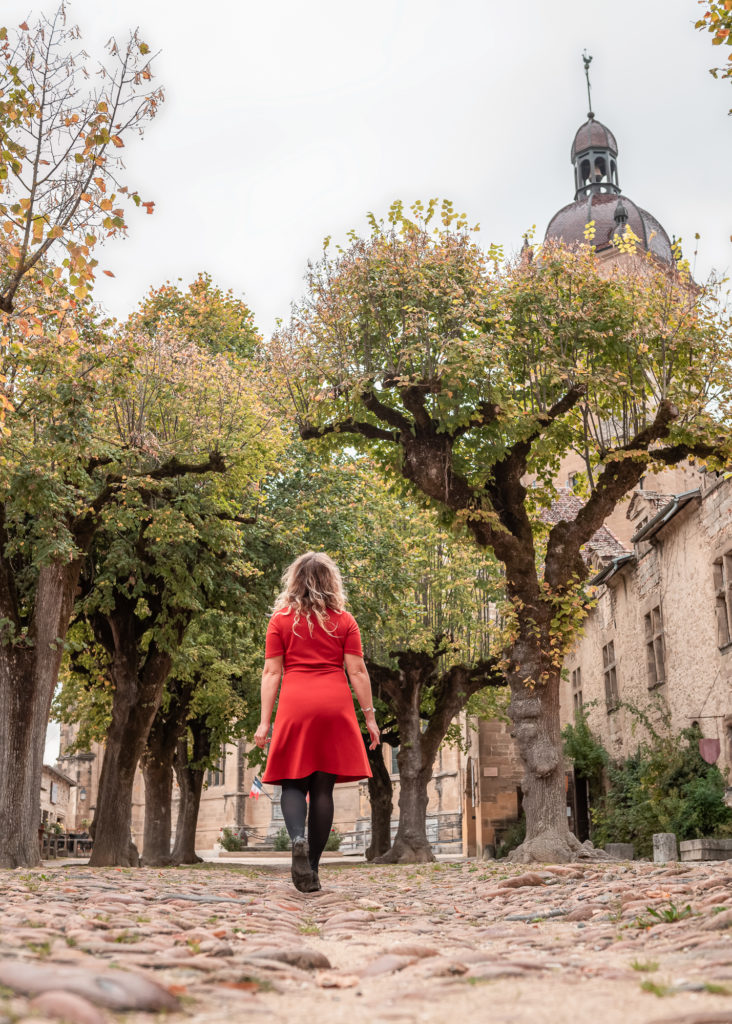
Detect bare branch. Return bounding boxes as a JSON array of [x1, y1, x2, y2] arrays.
[[360, 388, 411, 432], [300, 418, 399, 444], [545, 398, 684, 586]]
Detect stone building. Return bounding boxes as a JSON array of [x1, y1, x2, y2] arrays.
[[40, 764, 76, 830], [55, 724, 464, 855], [561, 473, 732, 826], [170, 736, 463, 854], [56, 726, 104, 832]]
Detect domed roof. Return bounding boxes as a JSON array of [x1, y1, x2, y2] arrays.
[[571, 117, 618, 161], [545, 192, 674, 263]]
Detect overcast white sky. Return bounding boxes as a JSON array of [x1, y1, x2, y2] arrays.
[[22, 0, 728, 763], [9, 0, 732, 341]]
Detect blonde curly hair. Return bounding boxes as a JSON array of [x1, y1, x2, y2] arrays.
[[272, 552, 346, 632]]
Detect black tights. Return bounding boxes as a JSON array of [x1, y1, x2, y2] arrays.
[[280, 771, 336, 871]]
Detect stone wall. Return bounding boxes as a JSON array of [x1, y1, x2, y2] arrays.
[[462, 718, 524, 857], [40, 765, 75, 828], [562, 475, 732, 782]]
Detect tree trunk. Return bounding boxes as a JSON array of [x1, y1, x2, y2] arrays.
[[375, 674, 436, 864], [171, 717, 210, 865], [377, 761, 435, 863], [365, 740, 393, 861], [0, 561, 82, 868], [0, 651, 46, 869], [506, 658, 604, 864], [368, 652, 498, 865], [141, 754, 173, 866], [141, 681, 194, 866], [141, 724, 177, 867], [89, 629, 173, 867]]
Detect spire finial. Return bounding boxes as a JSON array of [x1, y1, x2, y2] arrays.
[[582, 50, 594, 120]]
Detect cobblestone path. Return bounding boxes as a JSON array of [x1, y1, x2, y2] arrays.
[[1, 860, 732, 1024]]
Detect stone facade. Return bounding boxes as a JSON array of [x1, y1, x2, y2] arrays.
[[177, 737, 464, 854], [56, 726, 104, 832], [40, 764, 76, 829], [462, 718, 524, 858], [54, 726, 466, 855], [561, 473, 732, 787]]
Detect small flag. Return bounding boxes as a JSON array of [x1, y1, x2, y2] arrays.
[[249, 776, 264, 800]]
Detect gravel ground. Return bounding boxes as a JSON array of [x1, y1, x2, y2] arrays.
[[1, 859, 731, 1024]]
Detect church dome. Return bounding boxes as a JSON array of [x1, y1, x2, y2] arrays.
[[546, 193, 673, 262], [544, 111, 674, 265]]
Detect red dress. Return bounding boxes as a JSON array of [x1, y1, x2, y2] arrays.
[[261, 609, 372, 785]]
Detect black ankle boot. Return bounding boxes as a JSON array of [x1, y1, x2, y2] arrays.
[[291, 837, 315, 892]]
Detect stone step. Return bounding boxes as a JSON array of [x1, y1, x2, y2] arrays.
[[679, 838, 732, 861]]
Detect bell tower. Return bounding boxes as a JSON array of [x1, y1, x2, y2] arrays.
[[544, 54, 674, 265]]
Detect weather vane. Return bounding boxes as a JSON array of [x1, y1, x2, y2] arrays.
[[582, 50, 594, 119]]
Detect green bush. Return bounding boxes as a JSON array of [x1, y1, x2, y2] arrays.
[[496, 816, 526, 859], [324, 827, 342, 851], [220, 827, 243, 852], [562, 712, 608, 803], [591, 725, 732, 858], [273, 826, 291, 851]]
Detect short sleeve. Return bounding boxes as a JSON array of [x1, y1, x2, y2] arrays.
[[265, 616, 285, 658], [343, 613, 363, 657]]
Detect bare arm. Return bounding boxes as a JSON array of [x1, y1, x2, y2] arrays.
[[253, 656, 283, 748], [344, 652, 380, 749]]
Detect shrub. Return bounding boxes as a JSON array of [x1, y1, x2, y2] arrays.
[[220, 827, 243, 852], [324, 827, 342, 851], [591, 724, 732, 857], [496, 816, 526, 859], [562, 712, 608, 803], [273, 827, 291, 851]]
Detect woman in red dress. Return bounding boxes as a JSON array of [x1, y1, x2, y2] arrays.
[[254, 552, 380, 892]]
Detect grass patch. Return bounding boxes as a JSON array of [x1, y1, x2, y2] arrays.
[[703, 982, 731, 995], [607, 899, 624, 923], [24, 941, 51, 957], [646, 902, 693, 924], [298, 918, 320, 936], [17, 872, 49, 893], [640, 980, 674, 998], [630, 959, 659, 972]]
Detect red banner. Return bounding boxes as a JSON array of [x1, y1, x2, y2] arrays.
[[699, 738, 721, 765]]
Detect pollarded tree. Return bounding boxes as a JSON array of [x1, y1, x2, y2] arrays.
[[73, 324, 281, 866], [142, 595, 275, 866], [269, 451, 507, 862], [0, 279, 227, 868], [271, 200, 732, 863]]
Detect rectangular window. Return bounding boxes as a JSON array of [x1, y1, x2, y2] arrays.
[[713, 552, 732, 649], [571, 667, 583, 715], [206, 748, 226, 787], [390, 744, 400, 776], [644, 606, 666, 687], [602, 641, 619, 712]]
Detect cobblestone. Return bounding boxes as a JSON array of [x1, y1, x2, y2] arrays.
[[0, 860, 731, 1023]]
